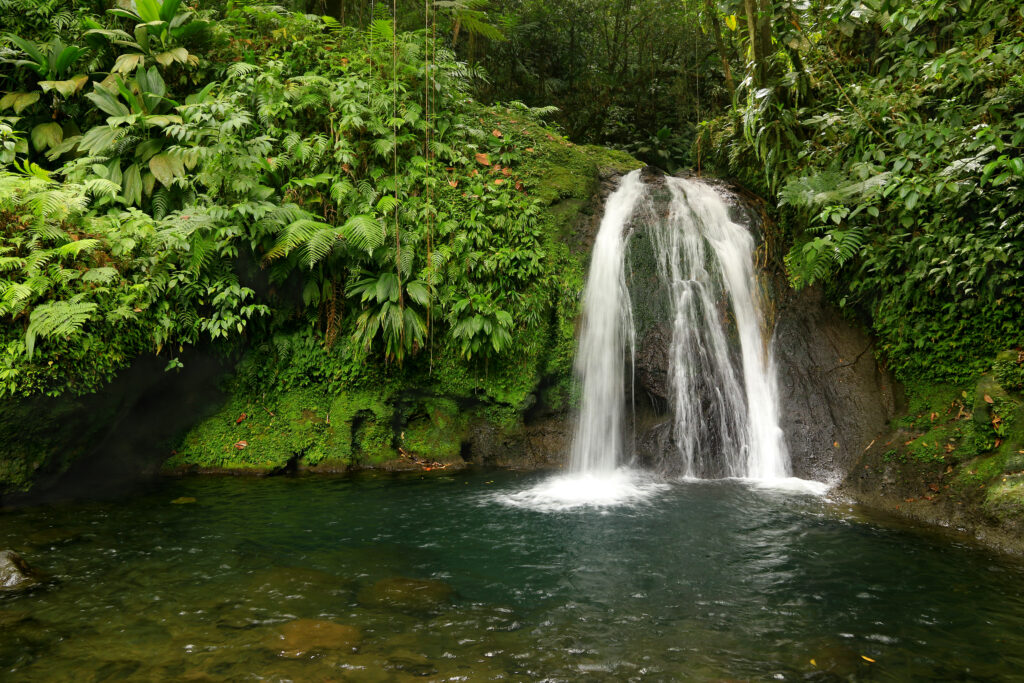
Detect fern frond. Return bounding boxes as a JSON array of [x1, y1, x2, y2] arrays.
[[26, 295, 97, 359]]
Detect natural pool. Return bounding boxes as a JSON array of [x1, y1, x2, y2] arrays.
[[2, 470, 1023, 681]]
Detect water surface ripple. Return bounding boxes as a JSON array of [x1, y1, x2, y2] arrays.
[[2, 471, 1023, 681]]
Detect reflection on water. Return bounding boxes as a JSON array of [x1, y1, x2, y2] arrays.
[[2, 470, 1024, 681]]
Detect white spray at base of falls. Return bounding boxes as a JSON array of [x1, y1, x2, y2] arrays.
[[498, 172, 824, 511], [499, 170, 667, 510]]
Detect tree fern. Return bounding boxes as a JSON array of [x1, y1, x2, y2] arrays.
[[25, 295, 97, 359]]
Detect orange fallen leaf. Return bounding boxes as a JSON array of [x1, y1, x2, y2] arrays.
[[492, 129, 502, 137], [502, 167, 511, 176], [525, 147, 534, 152], [236, 413, 247, 424], [448, 180, 458, 188], [833, 441, 839, 448], [515, 181, 523, 191], [234, 440, 248, 450], [475, 152, 490, 166], [983, 394, 994, 404], [861, 655, 876, 663], [494, 179, 504, 185]]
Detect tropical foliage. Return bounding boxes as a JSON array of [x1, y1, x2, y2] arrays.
[[699, 0, 1024, 382], [0, 1, 619, 400]]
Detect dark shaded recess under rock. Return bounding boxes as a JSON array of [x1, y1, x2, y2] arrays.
[[0, 351, 229, 506]]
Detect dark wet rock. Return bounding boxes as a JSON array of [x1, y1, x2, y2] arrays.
[[635, 421, 675, 472], [266, 618, 361, 658], [0, 550, 38, 590], [773, 286, 897, 482], [466, 416, 571, 470], [385, 649, 438, 676], [358, 577, 454, 612], [636, 324, 672, 402], [1, 351, 229, 505]]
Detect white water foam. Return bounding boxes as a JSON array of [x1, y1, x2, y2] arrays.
[[745, 477, 831, 496], [495, 469, 668, 512]]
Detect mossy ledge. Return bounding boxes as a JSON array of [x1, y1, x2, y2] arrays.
[[0, 136, 638, 498], [838, 350, 1024, 555], [165, 141, 639, 478]]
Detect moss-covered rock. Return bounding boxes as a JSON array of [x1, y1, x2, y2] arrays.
[[165, 387, 398, 473], [840, 357, 1024, 553]]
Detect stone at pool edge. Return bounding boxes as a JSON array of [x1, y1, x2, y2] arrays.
[[0, 549, 39, 590], [266, 618, 362, 658], [357, 577, 454, 612]]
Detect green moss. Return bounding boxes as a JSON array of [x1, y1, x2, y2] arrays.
[[892, 382, 966, 430], [905, 429, 952, 464], [400, 398, 468, 462], [166, 386, 397, 471], [983, 475, 1024, 525], [993, 350, 1024, 392], [955, 452, 1008, 490]]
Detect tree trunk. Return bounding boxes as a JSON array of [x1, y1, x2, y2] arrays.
[[705, 0, 736, 98], [757, 0, 773, 84], [743, 0, 761, 85]]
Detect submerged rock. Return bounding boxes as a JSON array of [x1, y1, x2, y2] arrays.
[[0, 550, 38, 590], [358, 577, 454, 612], [266, 618, 361, 658]]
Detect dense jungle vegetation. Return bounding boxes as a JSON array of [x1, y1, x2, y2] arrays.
[[0, 0, 1022, 451]]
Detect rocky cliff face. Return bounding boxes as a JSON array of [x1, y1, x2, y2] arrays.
[[773, 287, 898, 482]]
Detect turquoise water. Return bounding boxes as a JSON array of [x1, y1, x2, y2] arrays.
[[2, 470, 1024, 681]]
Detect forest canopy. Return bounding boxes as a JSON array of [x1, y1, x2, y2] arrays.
[[1, 0, 1022, 401]]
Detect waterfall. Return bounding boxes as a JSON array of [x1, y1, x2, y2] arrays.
[[567, 172, 790, 480], [501, 171, 807, 511], [568, 169, 646, 473], [649, 178, 789, 480]]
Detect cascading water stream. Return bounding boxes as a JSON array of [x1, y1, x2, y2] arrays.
[[650, 178, 790, 481], [567, 170, 645, 474], [500, 171, 821, 510]]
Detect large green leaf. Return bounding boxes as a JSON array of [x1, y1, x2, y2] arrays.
[[149, 152, 183, 187], [85, 86, 130, 117], [4, 34, 45, 73], [30, 123, 63, 151], [112, 52, 145, 74], [159, 0, 182, 23], [53, 44, 86, 76], [39, 75, 89, 98], [135, 0, 163, 23], [0, 92, 41, 114], [122, 163, 143, 206], [154, 47, 189, 67], [79, 125, 123, 155]]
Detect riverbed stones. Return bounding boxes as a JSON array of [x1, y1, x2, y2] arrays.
[[266, 618, 361, 658], [358, 577, 454, 612], [0, 550, 38, 590]]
